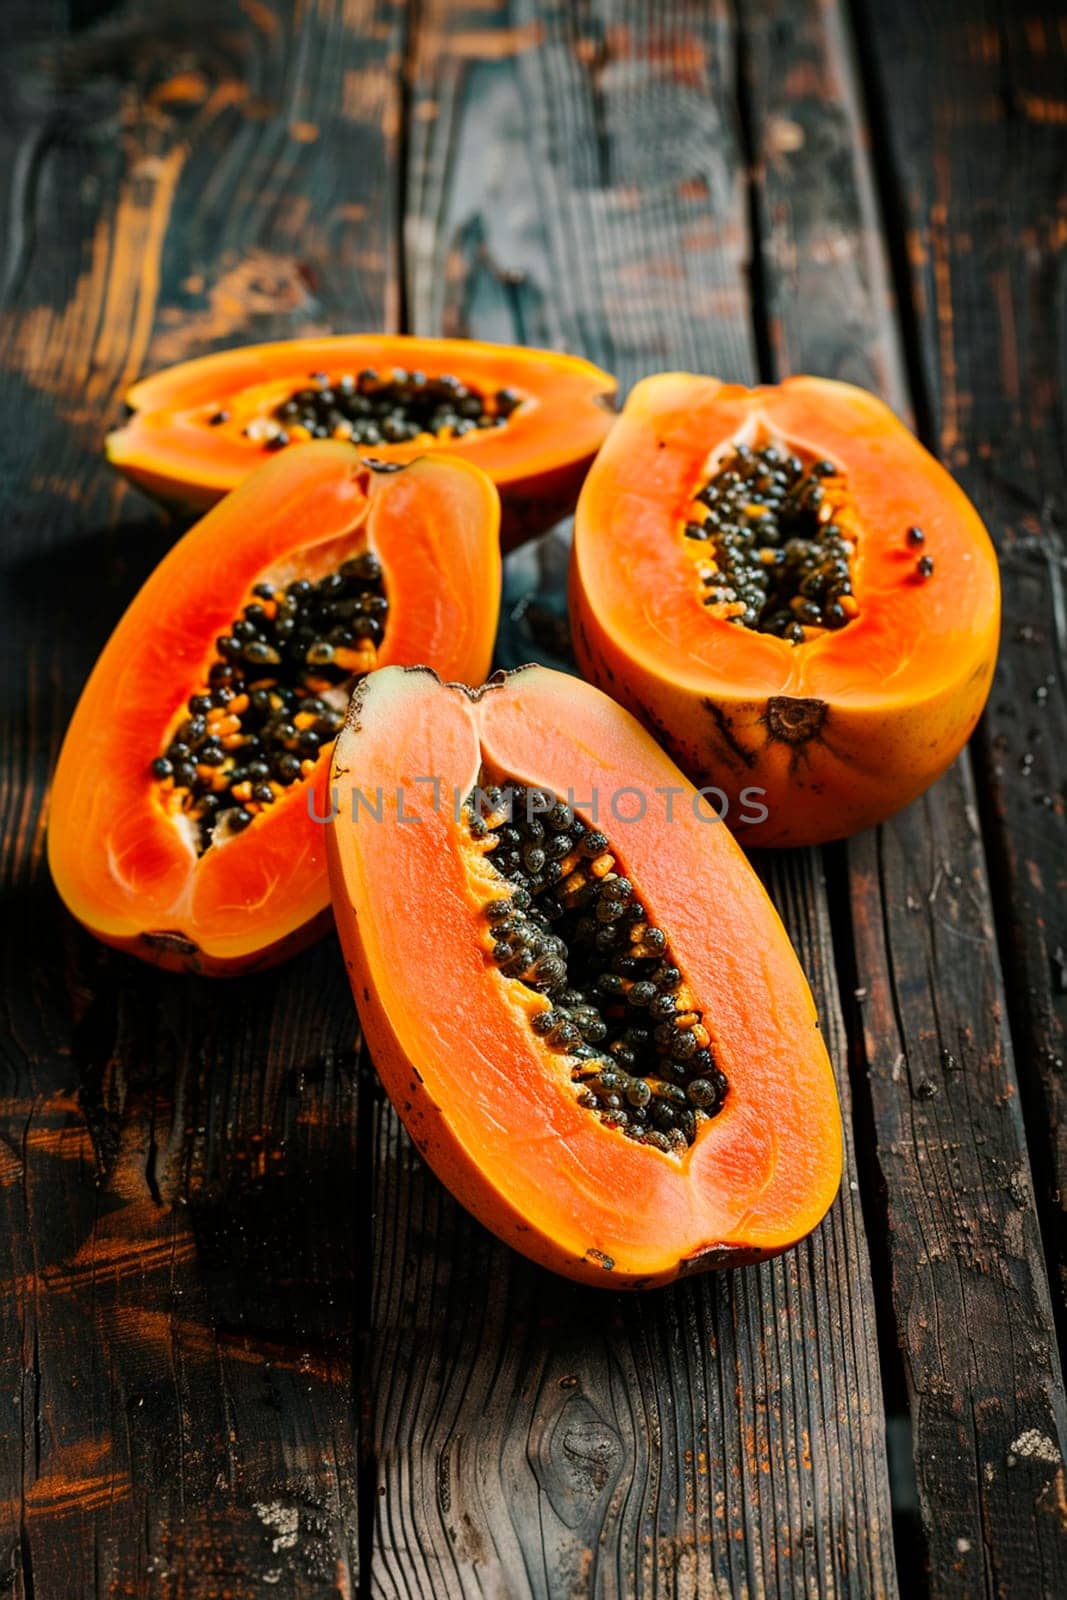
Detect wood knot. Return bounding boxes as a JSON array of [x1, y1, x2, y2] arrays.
[[533, 1392, 625, 1527]]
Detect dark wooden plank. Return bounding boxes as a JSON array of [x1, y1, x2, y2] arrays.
[[744, 0, 1067, 1591], [740, 0, 908, 407], [857, 0, 1067, 1316], [364, 4, 897, 1595], [0, 2, 404, 1592]]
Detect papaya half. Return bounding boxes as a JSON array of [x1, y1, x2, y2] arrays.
[[106, 335, 616, 550], [327, 663, 842, 1287], [48, 444, 501, 975], [570, 375, 1000, 846]]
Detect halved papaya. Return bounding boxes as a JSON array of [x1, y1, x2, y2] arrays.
[[570, 375, 1000, 846], [48, 444, 501, 975], [106, 336, 616, 550], [327, 663, 842, 1287]]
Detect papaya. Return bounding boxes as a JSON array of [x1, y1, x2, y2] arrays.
[[327, 663, 842, 1287], [570, 374, 1000, 846], [48, 444, 501, 975], [106, 335, 615, 550]]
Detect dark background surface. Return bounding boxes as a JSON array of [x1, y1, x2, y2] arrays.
[[1, 1, 1065, 1595]]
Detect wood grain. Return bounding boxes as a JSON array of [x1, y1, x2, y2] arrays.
[[365, 4, 896, 1596], [858, 0, 1067, 1317], [0, 1, 404, 1593], [2, 0, 1065, 1595], [746, 2, 1067, 1591]]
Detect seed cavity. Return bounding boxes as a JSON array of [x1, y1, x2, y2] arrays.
[[688, 443, 858, 643], [247, 368, 523, 450], [152, 551, 387, 852], [468, 782, 728, 1153]]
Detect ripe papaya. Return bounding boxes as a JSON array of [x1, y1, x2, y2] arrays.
[[48, 444, 501, 974], [570, 375, 1000, 846], [106, 335, 615, 550], [327, 663, 842, 1287]]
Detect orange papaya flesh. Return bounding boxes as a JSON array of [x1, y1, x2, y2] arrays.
[[48, 444, 501, 974], [327, 663, 842, 1288], [106, 335, 616, 550], [571, 374, 1000, 846]]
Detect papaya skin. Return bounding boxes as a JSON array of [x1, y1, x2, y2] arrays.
[[47, 445, 501, 975], [327, 664, 842, 1288], [570, 374, 1001, 847], [106, 335, 616, 550]]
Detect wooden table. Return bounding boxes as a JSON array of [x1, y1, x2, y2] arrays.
[[2, 1, 1065, 1594]]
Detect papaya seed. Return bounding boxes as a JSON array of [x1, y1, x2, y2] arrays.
[[152, 554, 389, 850], [694, 443, 860, 641], [265, 368, 522, 451], [475, 778, 726, 1150]]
